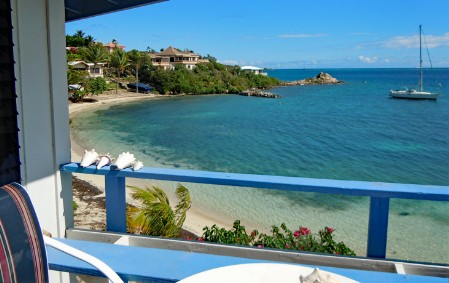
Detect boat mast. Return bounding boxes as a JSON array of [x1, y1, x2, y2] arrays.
[[419, 25, 423, 92]]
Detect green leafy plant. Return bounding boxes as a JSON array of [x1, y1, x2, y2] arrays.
[[201, 220, 355, 256], [127, 184, 191, 238], [69, 90, 86, 102], [202, 220, 255, 245], [85, 77, 108, 96]]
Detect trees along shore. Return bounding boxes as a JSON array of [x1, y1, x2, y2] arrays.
[[66, 31, 281, 101], [66, 30, 341, 101]]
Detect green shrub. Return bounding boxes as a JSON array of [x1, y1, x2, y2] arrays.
[[140, 62, 281, 95], [201, 220, 355, 256], [69, 90, 86, 102], [85, 77, 108, 95]]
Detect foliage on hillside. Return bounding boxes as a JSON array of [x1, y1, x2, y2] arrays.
[[66, 30, 95, 48], [139, 61, 280, 95], [66, 30, 281, 97]]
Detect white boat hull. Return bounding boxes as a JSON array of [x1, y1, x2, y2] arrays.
[[389, 89, 439, 100], [389, 26, 441, 101]]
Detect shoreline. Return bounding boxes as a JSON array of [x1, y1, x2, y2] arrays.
[[69, 91, 237, 236], [68, 83, 449, 263]]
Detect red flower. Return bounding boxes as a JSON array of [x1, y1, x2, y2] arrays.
[[293, 230, 301, 237], [300, 227, 311, 235], [197, 237, 204, 242], [185, 236, 192, 240], [327, 227, 334, 233], [285, 244, 290, 249], [257, 245, 264, 248]]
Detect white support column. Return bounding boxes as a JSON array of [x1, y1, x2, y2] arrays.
[[12, 0, 73, 239]]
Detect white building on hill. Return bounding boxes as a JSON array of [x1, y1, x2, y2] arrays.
[[241, 65, 267, 75]]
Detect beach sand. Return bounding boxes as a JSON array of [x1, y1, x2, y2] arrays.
[[69, 91, 236, 236]]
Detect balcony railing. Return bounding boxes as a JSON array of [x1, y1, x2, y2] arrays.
[[60, 162, 449, 260]]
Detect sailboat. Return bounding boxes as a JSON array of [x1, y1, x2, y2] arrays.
[[389, 25, 439, 100]]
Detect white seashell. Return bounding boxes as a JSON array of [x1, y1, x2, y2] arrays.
[[112, 152, 136, 170], [96, 154, 113, 169], [299, 268, 340, 283], [80, 149, 99, 168], [132, 160, 144, 171]]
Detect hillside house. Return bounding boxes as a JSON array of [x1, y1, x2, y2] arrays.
[[241, 65, 267, 75], [151, 46, 208, 70], [68, 60, 106, 77], [103, 41, 126, 53]]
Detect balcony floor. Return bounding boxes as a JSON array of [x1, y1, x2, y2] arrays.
[[47, 237, 448, 282]]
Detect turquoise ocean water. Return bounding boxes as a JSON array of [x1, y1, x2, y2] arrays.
[[71, 68, 449, 263]]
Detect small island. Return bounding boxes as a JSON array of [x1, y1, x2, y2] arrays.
[[283, 72, 343, 86]]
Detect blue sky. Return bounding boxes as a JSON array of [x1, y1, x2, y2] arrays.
[[66, 0, 449, 69]]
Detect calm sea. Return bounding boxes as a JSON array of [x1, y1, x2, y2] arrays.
[[71, 68, 449, 263]]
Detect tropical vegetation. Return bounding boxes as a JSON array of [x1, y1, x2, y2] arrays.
[[124, 181, 353, 256], [140, 61, 280, 95], [201, 220, 356, 256], [127, 184, 191, 238], [66, 30, 281, 101]]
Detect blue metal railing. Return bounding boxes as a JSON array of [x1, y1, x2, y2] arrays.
[[60, 162, 449, 259]]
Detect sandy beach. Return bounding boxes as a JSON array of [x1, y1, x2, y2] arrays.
[[69, 91, 236, 236]]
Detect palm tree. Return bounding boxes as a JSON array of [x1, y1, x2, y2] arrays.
[[74, 30, 85, 39], [109, 48, 129, 93], [127, 184, 191, 237], [127, 50, 150, 93], [79, 43, 109, 75], [84, 35, 95, 47]]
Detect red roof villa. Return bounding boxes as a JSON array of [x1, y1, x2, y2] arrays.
[[151, 46, 209, 70], [103, 41, 126, 53]]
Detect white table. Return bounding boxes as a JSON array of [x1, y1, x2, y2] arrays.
[[178, 263, 359, 283]]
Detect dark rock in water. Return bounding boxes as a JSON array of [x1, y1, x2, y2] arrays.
[[239, 89, 281, 98], [282, 72, 343, 86]]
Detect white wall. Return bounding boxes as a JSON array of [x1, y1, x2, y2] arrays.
[[11, 0, 73, 239]]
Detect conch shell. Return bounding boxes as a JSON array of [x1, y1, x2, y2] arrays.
[[132, 160, 144, 171], [96, 153, 113, 169], [112, 152, 136, 170], [299, 268, 340, 283], [80, 149, 99, 167]]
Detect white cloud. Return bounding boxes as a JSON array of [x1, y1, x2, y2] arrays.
[[218, 60, 267, 67], [384, 33, 449, 49], [358, 55, 378, 63], [219, 59, 239, 66], [278, 34, 328, 38]]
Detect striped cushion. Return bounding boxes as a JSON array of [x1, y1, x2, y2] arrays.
[[0, 183, 49, 283]]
